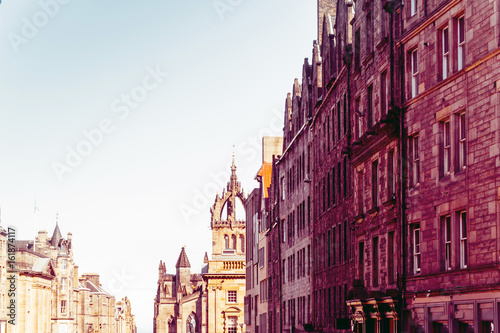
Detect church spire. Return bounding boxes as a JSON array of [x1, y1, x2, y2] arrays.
[[230, 152, 238, 190]]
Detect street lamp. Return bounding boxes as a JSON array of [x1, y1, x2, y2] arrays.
[[239, 323, 244, 333]]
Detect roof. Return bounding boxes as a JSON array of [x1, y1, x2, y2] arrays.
[[51, 223, 62, 247], [32, 258, 51, 272], [86, 280, 112, 296], [257, 162, 273, 198], [175, 247, 191, 268]]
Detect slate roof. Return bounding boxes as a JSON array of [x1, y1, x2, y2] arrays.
[[51, 223, 62, 247]]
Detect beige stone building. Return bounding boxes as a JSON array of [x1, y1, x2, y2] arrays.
[[244, 137, 282, 333], [9, 223, 135, 333], [154, 159, 246, 333], [115, 297, 137, 333]]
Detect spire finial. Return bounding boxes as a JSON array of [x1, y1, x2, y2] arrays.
[[56, 211, 59, 225]]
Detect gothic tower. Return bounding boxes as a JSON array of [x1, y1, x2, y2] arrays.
[[209, 157, 246, 256]]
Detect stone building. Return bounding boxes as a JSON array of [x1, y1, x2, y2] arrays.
[[153, 247, 204, 333], [116, 297, 137, 333], [154, 159, 246, 333], [11, 223, 135, 333], [244, 137, 282, 333], [399, 0, 500, 331]]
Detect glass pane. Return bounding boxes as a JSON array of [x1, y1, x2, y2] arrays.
[[412, 50, 418, 73], [459, 17, 465, 43], [443, 28, 449, 53], [461, 212, 467, 237], [460, 113, 466, 139]]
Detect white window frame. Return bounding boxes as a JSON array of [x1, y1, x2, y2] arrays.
[[442, 27, 449, 79], [443, 120, 451, 175], [458, 112, 466, 169], [444, 215, 452, 270], [61, 259, 67, 270], [413, 223, 421, 274], [459, 211, 467, 269], [61, 277, 67, 292], [411, 49, 419, 98], [412, 135, 420, 186], [457, 16, 465, 70], [61, 300, 67, 314], [411, 0, 417, 16]]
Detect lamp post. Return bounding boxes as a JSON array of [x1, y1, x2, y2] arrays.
[[239, 323, 244, 333]]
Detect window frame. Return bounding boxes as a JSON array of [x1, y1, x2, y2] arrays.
[[458, 112, 466, 169], [227, 290, 238, 304], [441, 26, 450, 80], [413, 223, 421, 274], [459, 211, 467, 269], [443, 215, 452, 271], [411, 49, 419, 98], [443, 119, 451, 175], [457, 16, 465, 71]]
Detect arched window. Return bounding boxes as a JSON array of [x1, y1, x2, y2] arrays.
[[240, 235, 245, 253], [231, 235, 237, 250], [224, 235, 229, 249]]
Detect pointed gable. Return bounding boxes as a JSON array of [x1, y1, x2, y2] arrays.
[[176, 247, 191, 268]]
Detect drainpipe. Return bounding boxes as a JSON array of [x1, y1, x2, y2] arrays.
[[275, 156, 283, 333]]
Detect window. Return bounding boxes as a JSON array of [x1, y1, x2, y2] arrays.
[[227, 290, 237, 303], [337, 101, 341, 139], [61, 277, 67, 292], [443, 215, 452, 270], [61, 259, 67, 270], [366, 11, 374, 55], [441, 27, 450, 80], [367, 85, 374, 128], [232, 234, 237, 249], [372, 160, 379, 207], [411, 0, 417, 16], [458, 112, 466, 169], [343, 94, 347, 134], [355, 97, 362, 140], [358, 242, 364, 281], [343, 157, 348, 197], [61, 300, 67, 314], [457, 16, 465, 70], [413, 223, 421, 274], [240, 235, 245, 253], [281, 177, 285, 200], [259, 248, 265, 268], [388, 231, 395, 283], [388, 150, 395, 199], [227, 316, 238, 333], [443, 120, 451, 175], [459, 211, 467, 269], [411, 49, 419, 98], [381, 71, 388, 117], [357, 171, 364, 215], [410, 135, 420, 186], [355, 29, 361, 71], [372, 237, 379, 287]]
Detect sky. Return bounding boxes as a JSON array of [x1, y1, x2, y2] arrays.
[[0, 0, 317, 331]]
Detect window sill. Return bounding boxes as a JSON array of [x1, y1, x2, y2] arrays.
[[362, 52, 374, 67], [382, 197, 396, 209], [367, 206, 379, 217], [376, 37, 388, 50]]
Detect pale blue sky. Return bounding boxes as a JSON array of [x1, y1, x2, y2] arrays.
[[0, 0, 317, 331]]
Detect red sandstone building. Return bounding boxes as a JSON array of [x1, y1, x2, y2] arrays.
[[245, 0, 500, 332]]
